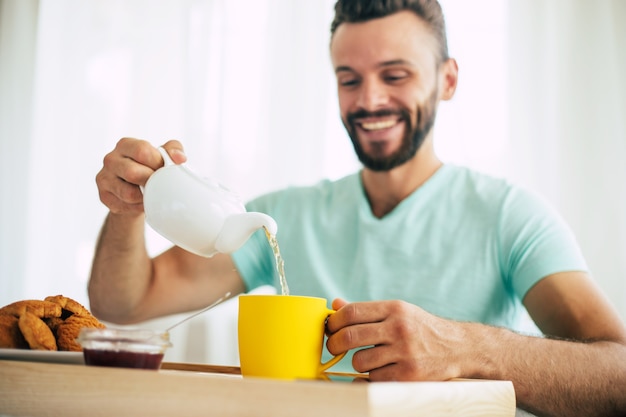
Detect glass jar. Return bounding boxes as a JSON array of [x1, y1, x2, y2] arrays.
[[76, 327, 172, 370]]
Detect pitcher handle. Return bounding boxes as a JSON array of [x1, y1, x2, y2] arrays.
[[140, 147, 175, 195], [157, 146, 175, 167]]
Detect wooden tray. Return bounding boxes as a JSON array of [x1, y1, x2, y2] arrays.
[[0, 360, 516, 416]]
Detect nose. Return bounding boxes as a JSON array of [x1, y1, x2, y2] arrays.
[[356, 77, 389, 111]]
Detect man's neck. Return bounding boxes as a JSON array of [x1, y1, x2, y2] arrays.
[[361, 143, 442, 218]]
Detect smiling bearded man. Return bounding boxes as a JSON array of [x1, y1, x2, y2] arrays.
[[90, 1, 626, 416]]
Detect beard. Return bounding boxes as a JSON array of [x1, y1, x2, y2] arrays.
[[344, 88, 439, 172]]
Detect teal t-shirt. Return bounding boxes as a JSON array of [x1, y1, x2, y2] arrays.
[[231, 164, 588, 372]]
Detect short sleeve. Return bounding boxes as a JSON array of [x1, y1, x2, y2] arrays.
[[498, 188, 588, 298]]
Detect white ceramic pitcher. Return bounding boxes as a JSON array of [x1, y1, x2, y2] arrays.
[[142, 147, 277, 257]]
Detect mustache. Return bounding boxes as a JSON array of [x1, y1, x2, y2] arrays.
[[347, 108, 405, 122]]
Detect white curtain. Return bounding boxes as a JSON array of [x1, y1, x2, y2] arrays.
[[0, 0, 39, 318], [507, 0, 626, 316], [1, 0, 624, 365]]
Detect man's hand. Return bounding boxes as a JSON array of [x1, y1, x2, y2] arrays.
[[96, 138, 187, 214], [326, 298, 464, 381], [326, 292, 626, 417]]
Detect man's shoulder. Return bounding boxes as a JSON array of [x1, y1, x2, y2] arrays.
[[445, 165, 563, 229], [439, 164, 552, 218], [441, 164, 516, 200], [445, 164, 510, 188], [246, 172, 361, 210]]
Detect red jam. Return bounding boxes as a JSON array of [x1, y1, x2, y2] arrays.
[[83, 348, 164, 370]]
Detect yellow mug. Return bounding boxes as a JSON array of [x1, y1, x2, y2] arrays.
[[238, 294, 346, 380]]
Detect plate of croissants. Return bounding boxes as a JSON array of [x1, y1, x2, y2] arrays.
[[0, 295, 106, 364]]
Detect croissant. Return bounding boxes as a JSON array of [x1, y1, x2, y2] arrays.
[[44, 295, 91, 318], [0, 295, 105, 351], [0, 314, 29, 349], [56, 314, 106, 351], [18, 309, 57, 351], [0, 299, 62, 319]]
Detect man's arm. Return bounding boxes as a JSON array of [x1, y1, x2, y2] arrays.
[[88, 212, 152, 322], [508, 271, 626, 416], [89, 213, 245, 324], [88, 138, 245, 324], [326, 271, 626, 417]]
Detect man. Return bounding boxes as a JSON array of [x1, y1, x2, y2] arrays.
[[89, 1, 626, 416]]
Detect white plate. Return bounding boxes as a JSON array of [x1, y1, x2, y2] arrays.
[[0, 348, 84, 365]]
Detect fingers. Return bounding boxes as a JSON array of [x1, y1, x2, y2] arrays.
[[114, 137, 164, 172], [357, 346, 457, 382], [350, 344, 397, 374], [368, 363, 406, 382], [327, 299, 409, 333], [349, 345, 424, 380], [96, 137, 187, 214], [326, 300, 464, 382], [327, 321, 387, 354], [326, 300, 409, 361]]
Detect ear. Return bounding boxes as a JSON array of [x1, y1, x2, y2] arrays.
[[438, 58, 458, 101]]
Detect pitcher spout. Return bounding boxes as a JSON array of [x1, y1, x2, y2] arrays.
[[214, 212, 278, 254]]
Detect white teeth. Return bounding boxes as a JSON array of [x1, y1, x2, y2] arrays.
[[360, 120, 396, 130]]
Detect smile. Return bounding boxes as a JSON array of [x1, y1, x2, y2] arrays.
[[358, 118, 400, 131]]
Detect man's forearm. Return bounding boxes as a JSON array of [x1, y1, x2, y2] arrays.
[[462, 323, 626, 417], [88, 212, 152, 323]]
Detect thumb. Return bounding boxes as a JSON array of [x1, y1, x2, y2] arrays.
[[161, 139, 187, 164], [332, 298, 349, 310]]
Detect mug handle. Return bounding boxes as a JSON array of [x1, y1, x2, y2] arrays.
[[318, 309, 347, 373]]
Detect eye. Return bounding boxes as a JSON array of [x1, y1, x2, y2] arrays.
[[338, 77, 360, 88], [383, 70, 409, 84]]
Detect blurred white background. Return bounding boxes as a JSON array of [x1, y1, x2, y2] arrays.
[[1, 0, 624, 365]]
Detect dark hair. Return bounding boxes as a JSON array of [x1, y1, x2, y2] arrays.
[[331, 0, 449, 64]]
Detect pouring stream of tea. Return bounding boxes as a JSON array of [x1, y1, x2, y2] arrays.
[[165, 292, 231, 334], [264, 227, 289, 296], [165, 225, 288, 334]]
